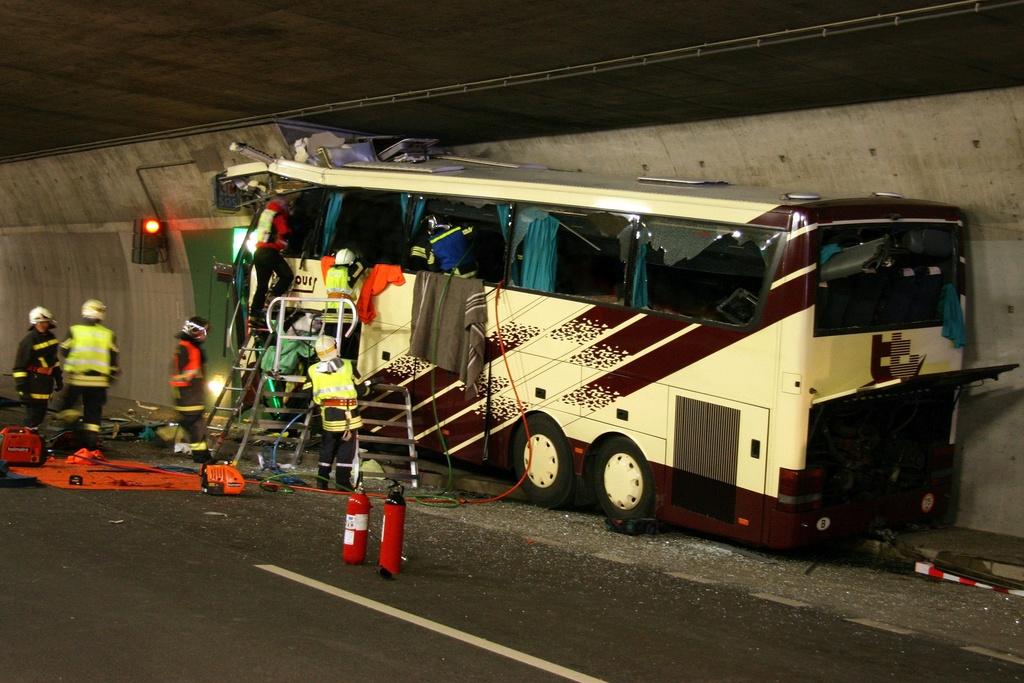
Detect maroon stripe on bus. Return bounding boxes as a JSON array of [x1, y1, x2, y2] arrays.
[[568, 305, 636, 329], [591, 315, 690, 356], [747, 207, 793, 229], [578, 275, 811, 396], [807, 201, 960, 224], [774, 230, 815, 281]]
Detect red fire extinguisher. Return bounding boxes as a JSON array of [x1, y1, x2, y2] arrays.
[[378, 482, 406, 578], [343, 487, 371, 565]]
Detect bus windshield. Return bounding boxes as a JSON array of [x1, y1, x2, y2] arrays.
[[815, 223, 956, 334]]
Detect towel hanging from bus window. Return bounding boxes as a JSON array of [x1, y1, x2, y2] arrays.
[[410, 272, 487, 398], [939, 282, 966, 348]]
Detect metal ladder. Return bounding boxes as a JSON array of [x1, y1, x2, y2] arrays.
[[357, 383, 419, 489], [205, 295, 357, 466], [204, 328, 267, 461]]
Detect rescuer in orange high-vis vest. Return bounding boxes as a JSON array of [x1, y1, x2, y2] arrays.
[[57, 299, 119, 450], [249, 195, 294, 320], [12, 306, 63, 429], [170, 316, 211, 463]]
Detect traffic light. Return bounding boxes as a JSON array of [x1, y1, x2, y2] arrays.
[[132, 217, 168, 264]]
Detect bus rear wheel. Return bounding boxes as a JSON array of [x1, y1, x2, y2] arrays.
[[512, 414, 575, 509], [594, 436, 655, 520]]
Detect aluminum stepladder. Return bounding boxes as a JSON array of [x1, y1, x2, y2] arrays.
[[357, 383, 419, 489], [227, 296, 357, 467], [204, 298, 268, 461]]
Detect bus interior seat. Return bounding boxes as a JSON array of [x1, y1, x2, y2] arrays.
[[818, 279, 851, 330], [841, 273, 887, 327], [900, 229, 954, 258], [908, 265, 944, 320], [877, 268, 916, 324]]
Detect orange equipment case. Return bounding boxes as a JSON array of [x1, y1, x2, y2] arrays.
[[0, 426, 46, 466]]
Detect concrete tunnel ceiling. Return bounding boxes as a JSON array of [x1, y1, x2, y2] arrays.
[[2, 0, 1024, 161]]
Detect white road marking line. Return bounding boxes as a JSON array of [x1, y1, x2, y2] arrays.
[[962, 646, 1024, 666], [845, 618, 914, 635], [751, 593, 810, 608], [666, 572, 718, 585], [256, 564, 607, 683]]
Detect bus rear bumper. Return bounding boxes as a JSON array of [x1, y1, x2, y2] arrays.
[[764, 484, 951, 550]]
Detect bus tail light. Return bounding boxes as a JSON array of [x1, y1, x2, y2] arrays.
[[777, 467, 824, 512]]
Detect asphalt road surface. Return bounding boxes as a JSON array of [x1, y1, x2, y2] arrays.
[[2, 482, 1021, 683]]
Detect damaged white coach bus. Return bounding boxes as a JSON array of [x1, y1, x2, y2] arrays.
[[218, 141, 1014, 549]]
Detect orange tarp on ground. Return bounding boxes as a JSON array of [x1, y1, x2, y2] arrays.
[[9, 458, 200, 491]]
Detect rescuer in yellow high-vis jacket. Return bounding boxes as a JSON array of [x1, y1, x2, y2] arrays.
[[304, 334, 367, 490], [12, 306, 63, 428], [58, 299, 119, 449], [322, 248, 363, 360]]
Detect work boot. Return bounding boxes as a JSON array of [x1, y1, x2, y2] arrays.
[[316, 478, 329, 491]]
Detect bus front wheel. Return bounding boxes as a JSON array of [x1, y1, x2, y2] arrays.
[[594, 437, 655, 520], [512, 414, 575, 509]]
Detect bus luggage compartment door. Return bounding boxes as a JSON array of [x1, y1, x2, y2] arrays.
[[666, 391, 769, 543]]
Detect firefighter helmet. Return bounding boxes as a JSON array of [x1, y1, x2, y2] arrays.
[[314, 334, 338, 361], [335, 248, 357, 265], [29, 306, 56, 326], [81, 299, 107, 321], [182, 316, 210, 338]]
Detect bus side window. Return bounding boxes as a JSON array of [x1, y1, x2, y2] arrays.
[[640, 220, 780, 326], [404, 198, 507, 284], [282, 188, 325, 258], [514, 206, 627, 305], [326, 190, 405, 265]]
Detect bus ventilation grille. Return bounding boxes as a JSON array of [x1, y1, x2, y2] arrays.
[[671, 396, 739, 522]]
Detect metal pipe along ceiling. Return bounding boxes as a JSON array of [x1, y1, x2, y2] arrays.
[[3, 0, 1022, 164]]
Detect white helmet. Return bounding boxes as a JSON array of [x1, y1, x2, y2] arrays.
[[29, 306, 56, 326], [335, 248, 357, 265], [314, 335, 338, 361], [81, 299, 107, 321], [182, 316, 210, 338]]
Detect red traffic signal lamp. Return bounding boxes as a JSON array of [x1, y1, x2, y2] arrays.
[[132, 217, 168, 264]]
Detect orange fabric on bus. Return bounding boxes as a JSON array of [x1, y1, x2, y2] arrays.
[[8, 457, 199, 491]]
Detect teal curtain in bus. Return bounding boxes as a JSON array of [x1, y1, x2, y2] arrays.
[[321, 191, 344, 255], [520, 214, 559, 292], [939, 283, 966, 348], [401, 194, 427, 236], [631, 241, 649, 308], [496, 204, 511, 238], [495, 203, 518, 283]]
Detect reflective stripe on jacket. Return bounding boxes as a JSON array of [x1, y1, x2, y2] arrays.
[[323, 265, 355, 324], [254, 201, 290, 250], [306, 358, 362, 432], [170, 335, 206, 412], [62, 323, 117, 387], [13, 327, 62, 399]]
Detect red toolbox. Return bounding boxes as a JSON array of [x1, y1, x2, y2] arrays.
[[0, 426, 46, 466]]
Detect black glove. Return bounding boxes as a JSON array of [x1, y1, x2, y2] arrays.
[[15, 383, 27, 402], [54, 377, 64, 392]]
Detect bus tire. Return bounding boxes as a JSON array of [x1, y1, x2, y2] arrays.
[[512, 414, 575, 509], [594, 436, 655, 520]]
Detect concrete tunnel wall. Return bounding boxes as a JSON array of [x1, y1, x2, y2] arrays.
[[0, 88, 1020, 537], [0, 124, 288, 406], [457, 85, 1024, 538]]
